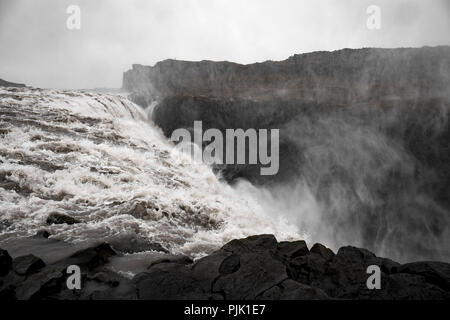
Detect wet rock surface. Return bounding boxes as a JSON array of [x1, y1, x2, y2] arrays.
[[0, 249, 12, 276], [0, 234, 449, 300], [108, 234, 169, 254], [46, 213, 81, 225], [12, 254, 45, 276]]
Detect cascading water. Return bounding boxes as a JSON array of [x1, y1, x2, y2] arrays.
[[0, 87, 298, 258]]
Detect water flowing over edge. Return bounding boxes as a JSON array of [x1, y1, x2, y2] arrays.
[[0, 87, 299, 258]]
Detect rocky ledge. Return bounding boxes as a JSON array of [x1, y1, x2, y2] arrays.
[[1, 234, 449, 300], [0, 78, 26, 88], [123, 46, 450, 107]]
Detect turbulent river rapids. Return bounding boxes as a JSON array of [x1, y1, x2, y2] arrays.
[[0, 87, 298, 258]]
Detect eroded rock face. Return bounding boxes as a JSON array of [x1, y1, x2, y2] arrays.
[[46, 212, 80, 225], [123, 47, 450, 263], [0, 249, 12, 276], [123, 47, 450, 107], [1, 234, 449, 300], [0, 78, 26, 88], [12, 255, 45, 276], [0, 239, 136, 300], [108, 234, 169, 254]]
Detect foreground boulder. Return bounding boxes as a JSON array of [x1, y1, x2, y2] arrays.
[[123, 47, 450, 106], [108, 234, 169, 254], [0, 241, 136, 300], [132, 235, 450, 300], [0, 249, 12, 276], [12, 255, 45, 276], [1, 234, 450, 300]]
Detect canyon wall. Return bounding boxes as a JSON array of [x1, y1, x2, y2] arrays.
[[123, 46, 450, 107], [122, 47, 450, 262]]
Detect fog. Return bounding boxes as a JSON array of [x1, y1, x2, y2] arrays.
[[234, 99, 450, 263], [0, 0, 449, 89]]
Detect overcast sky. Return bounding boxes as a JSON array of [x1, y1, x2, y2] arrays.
[[0, 0, 449, 89]]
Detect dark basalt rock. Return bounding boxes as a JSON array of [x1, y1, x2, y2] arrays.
[[381, 273, 449, 300], [108, 234, 169, 254], [34, 230, 51, 239], [59, 243, 117, 271], [277, 240, 309, 260], [332, 246, 401, 275], [134, 263, 210, 300], [0, 241, 132, 300], [218, 254, 240, 274], [303, 246, 403, 299], [213, 251, 288, 299], [0, 78, 26, 88], [1, 234, 450, 300], [46, 212, 80, 225], [221, 234, 278, 254], [14, 265, 66, 300], [257, 279, 329, 300], [0, 284, 16, 300], [190, 250, 233, 294], [0, 249, 12, 276], [310, 243, 335, 261], [147, 255, 193, 268], [12, 255, 45, 276], [397, 261, 450, 291]]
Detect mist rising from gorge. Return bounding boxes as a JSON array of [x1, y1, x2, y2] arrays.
[[127, 46, 450, 263]]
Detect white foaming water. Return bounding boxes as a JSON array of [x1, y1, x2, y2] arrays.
[[0, 87, 298, 257]]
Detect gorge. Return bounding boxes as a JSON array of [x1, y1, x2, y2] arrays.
[[1, 46, 450, 300], [123, 46, 450, 263]]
